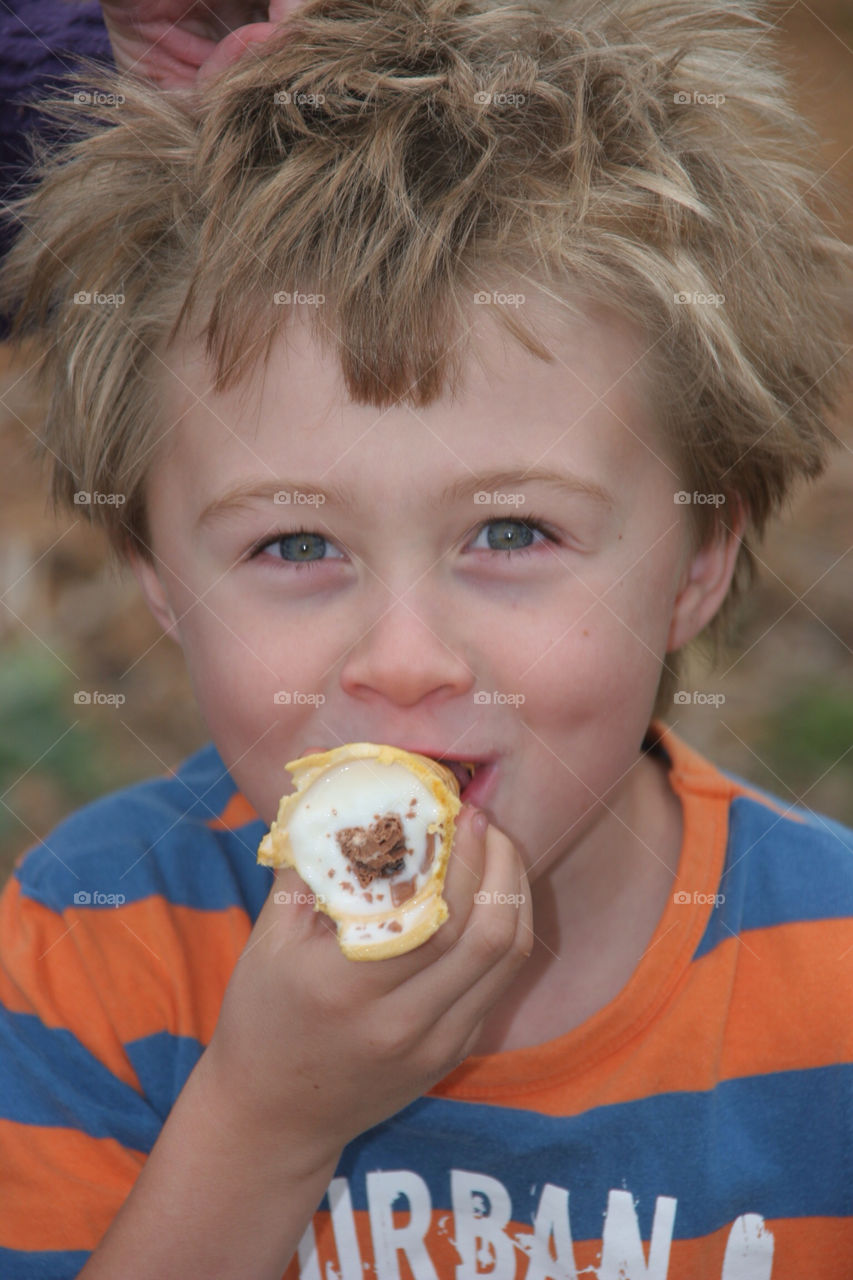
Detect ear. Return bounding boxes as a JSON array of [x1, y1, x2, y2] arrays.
[[666, 498, 746, 653], [125, 545, 181, 644]]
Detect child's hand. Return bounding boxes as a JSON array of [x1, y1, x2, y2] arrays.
[[204, 802, 532, 1172], [99, 1, 301, 88]]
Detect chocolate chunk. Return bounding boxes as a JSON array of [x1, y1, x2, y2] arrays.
[[386, 920, 403, 933], [335, 813, 412, 888], [390, 876, 416, 907], [420, 831, 436, 875]]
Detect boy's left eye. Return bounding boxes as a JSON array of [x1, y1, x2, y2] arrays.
[[248, 516, 559, 568]]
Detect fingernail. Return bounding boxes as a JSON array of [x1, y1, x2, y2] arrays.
[[472, 809, 488, 838]]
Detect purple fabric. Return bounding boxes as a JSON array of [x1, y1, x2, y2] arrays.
[[0, 1, 114, 336]]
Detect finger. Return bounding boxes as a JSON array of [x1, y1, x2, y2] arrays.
[[250, 864, 337, 959], [429, 863, 534, 1059], [401, 819, 529, 1016]]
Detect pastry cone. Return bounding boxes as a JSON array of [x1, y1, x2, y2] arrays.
[[257, 743, 464, 960]]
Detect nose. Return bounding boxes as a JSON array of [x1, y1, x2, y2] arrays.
[[339, 593, 474, 708]]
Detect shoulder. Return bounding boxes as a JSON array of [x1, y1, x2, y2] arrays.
[[11, 742, 271, 918], [721, 778, 853, 922]]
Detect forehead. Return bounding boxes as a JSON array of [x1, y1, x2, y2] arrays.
[[153, 296, 671, 497]]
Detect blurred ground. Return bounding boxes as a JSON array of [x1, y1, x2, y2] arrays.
[[1, 0, 852, 884]]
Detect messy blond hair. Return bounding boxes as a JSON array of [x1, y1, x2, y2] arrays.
[[1, 0, 850, 717]]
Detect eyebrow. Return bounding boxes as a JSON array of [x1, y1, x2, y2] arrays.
[[195, 467, 613, 528]]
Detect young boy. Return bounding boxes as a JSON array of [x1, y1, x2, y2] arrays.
[[1, 0, 851, 1275]]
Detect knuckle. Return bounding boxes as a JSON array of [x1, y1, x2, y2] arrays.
[[471, 911, 517, 962], [371, 1007, 423, 1058]]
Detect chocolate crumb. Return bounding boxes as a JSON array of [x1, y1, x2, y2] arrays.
[[340, 881, 354, 893], [387, 920, 403, 933], [335, 814, 412, 888], [327, 869, 335, 878]]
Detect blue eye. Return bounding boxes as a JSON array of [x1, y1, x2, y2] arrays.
[[249, 517, 557, 570], [249, 529, 344, 569], [470, 518, 551, 553]]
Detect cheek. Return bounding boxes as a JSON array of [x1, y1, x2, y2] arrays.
[[509, 556, 679, 722]]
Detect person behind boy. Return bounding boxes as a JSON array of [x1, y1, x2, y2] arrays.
[[1, 0, 851, 1275]]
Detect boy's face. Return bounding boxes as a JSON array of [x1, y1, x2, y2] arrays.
[[132, 302, 735, 880]]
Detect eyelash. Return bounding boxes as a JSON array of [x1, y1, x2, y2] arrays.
[[247, 516, 560, 571]]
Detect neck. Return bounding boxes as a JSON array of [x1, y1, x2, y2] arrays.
[[469, 749, 683, 1055]]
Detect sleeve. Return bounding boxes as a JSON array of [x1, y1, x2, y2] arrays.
[[0, 863, 164, 1279], [0, 0, 113, 335]]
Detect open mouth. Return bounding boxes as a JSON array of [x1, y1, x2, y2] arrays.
[[427, 757, 493, 802], [441, 759, 477, 793]]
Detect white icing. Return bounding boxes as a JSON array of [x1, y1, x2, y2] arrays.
[[286, 759, 446, 939]]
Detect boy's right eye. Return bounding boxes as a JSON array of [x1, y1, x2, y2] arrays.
[[250, 530, 345, 568]]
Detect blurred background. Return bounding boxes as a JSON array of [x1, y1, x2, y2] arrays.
[[1, 0, 852, 885]]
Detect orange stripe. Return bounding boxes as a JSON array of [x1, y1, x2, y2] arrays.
[[655, 718, 807, 826], [65, 895, 251, 1046], [432, 914, 853, 1114], [0, 878, 252, 1069], [0, 879, 142, 1092], [207, 792, 260, 830], [0, 1118, 144, 1251]]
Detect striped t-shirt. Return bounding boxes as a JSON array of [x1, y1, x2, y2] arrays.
[[1, 723, 852, 1278]]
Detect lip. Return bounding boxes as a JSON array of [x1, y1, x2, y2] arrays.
[[389, 746, 499, 806], [298, 742, 499, 805]]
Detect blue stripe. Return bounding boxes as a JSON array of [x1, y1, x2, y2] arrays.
[[695, 791, 853, 959], [13, 741, 274, 915], [334, 1064, 853, 1238], [0, 1010, 159, 1150], [0, 1247, 90, 1278], [125, 1031, 205, 1119]]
